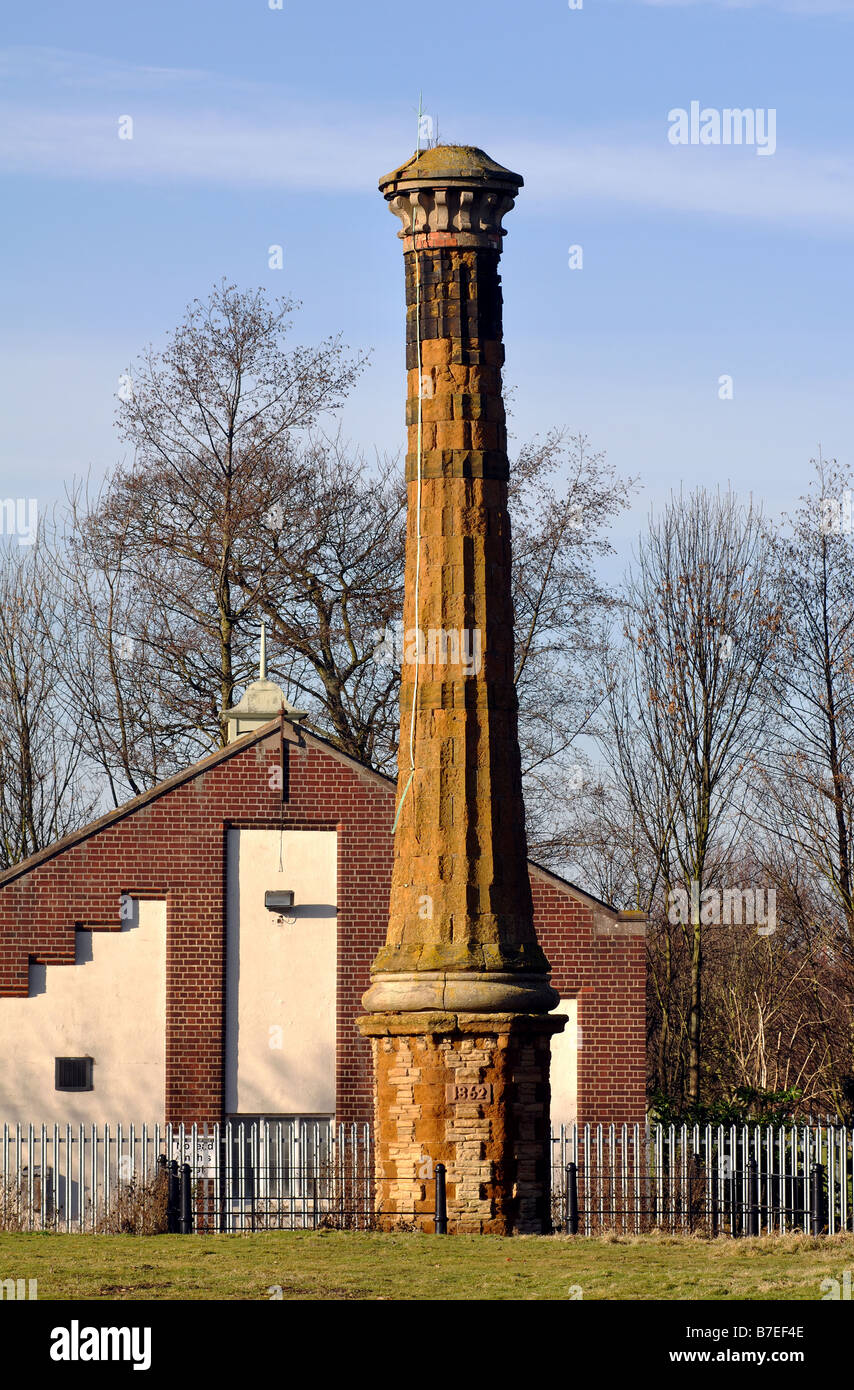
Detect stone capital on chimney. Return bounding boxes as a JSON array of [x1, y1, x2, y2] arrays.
[[379, 144, 523, 250]]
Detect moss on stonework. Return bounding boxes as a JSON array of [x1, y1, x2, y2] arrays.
[[356, 1011, 565, 1036], [379, 145, 523, 190], [371, 940, 550, 975]]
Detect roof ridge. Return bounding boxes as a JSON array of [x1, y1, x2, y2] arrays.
[[0, 718, 624, 917], [0, 722, 279, 888]]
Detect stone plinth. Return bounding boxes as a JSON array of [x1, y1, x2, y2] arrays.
[[358, 1011, 565, 1234]]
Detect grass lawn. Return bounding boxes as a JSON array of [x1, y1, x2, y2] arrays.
[[1, 1230, 852, 1300]]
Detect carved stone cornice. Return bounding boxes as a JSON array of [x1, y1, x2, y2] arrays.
[[379, 144, 522, 248]]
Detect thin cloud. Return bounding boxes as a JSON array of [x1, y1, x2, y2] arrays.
[[0, 46, 394, 192], [631, 0, 854, 13], [0, 47, 851, 231], [0, 105, 386, 191], [508, 137, 854, 230], [0, 45, 219, 90]]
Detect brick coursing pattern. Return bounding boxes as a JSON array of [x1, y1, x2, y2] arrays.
[[0, 724, 645, 1126], [531, 881, 647, 1127]]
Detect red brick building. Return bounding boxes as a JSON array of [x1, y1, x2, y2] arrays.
[[0, 711, 646, 1129]]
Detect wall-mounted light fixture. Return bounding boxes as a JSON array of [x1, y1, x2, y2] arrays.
[[265, 890, 295, 913]]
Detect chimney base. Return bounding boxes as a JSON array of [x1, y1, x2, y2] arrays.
[[356, 1011, 567, 1234]]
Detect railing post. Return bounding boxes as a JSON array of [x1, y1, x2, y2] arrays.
[[155, 1152, 167, 1234], [566, 1163, 579, 1235], [167, 1158, 179, 1234], [811, 1163, 826, 1236], [180, 1163, 193, 1234], [747, 1157, 759, 1237], [689, 1153, 701, 1233], [246, 1136, 256, 1234], [434, 1162, 447, 1234], [218, 1127, 227, 1235]]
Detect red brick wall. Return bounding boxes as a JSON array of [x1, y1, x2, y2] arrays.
[[0, 731, 290, 1123], [531, 877, 647, 1126], [0, 726, 646, 1126]]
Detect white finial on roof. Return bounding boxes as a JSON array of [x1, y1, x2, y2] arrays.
[[222, 620, 307, 742]]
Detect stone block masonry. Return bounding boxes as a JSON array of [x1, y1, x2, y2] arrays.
[[359, 145, 570, 1234], [360, 1012, 565, 1234], [367, 147, 553, 1001]]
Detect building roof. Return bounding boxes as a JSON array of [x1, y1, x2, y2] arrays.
[[0, 716, 640, 924], [0, 722, 277, 890]]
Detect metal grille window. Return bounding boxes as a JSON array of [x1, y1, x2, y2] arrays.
[[54, 1057, 93, 1091]]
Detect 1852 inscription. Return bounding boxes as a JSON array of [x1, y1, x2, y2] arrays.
[[445, 1082, 493, 1103]]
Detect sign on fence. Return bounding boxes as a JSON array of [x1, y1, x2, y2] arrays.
[[170, 1134, 216, 1178]]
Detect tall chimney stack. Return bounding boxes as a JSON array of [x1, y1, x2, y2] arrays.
[[357, 145, 565, 1234]]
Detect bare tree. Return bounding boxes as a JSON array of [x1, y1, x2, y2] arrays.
[[234, 428, 636, 782], [80, 287, 635, 791], [762, 457, 854, 936], [60, 283, 636, 851], [59, 479, 212, 806], [239, 432, 406, 771], [601, 488, 781, 1106], [0, 537, 97, 866], [91, 279, 366, 746], [751, 455, 854, 1113], [509, 430, 638, 861]]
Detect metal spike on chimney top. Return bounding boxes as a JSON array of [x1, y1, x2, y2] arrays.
[[260, 620, 267, 680]]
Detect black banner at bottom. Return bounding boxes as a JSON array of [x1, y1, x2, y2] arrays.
[[1, 1297, 845, 1377]]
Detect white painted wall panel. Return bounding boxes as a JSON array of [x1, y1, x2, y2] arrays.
[[224, 829, 337, 1117], [549, 997, 579, 1130], [0, 899, 166, 1125]]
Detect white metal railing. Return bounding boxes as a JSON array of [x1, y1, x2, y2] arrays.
[[0, 1119, 372, 1233], [3, 1118, 850, 1235], [550, 1122, 854, 1235]]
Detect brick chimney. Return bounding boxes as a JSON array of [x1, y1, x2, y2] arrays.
[[357, 145, 565, 1234]]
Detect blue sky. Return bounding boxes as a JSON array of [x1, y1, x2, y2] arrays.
[[1, 0, 852, 559]]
